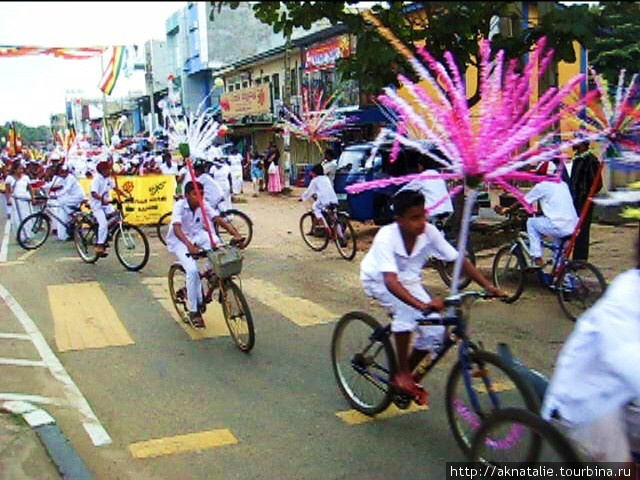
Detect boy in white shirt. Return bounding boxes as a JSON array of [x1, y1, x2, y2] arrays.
[[48, 164, 86, 240], [542, 241, 640, 465], [496, 178, 578, 267], [361, 190, 503, 404], [89, 159, 128, 257], [299, 163, 339, 223], [166, 180, 221, 329], [398, 156, 454, 221]]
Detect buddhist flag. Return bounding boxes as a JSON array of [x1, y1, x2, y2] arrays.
[[98, 46, 125, 96]]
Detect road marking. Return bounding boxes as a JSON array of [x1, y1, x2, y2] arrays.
[[241, 278, 338, 326], [0, 221, 10, 262], [16, 249, 37, 262], [129, 429, 238, 459], [0, 393, 70, 408], [141, 277, 228, 340], [0, 357, 47, 367], [0, 282, 112, 446], [0, 261, 25, 267], [474, 380, 514, 394], [48, 282, 134, 352], [336, 403, 428, 425], [55, 257, 81, 263], [0, 333, 30, 340]]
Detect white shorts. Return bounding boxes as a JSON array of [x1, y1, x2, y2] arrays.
[[363, 281, 444, 351], [554, 406, 634, 465]]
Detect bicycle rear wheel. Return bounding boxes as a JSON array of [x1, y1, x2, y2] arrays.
[[436, 244, 476, 289], [168, 264, 190, 324], [73, 215, 99, 264], [156, 212, 172, 246], [470, 407, 581, 466], [220, 279, 255, 352], [331, 312, 396, 416], [445, 350, 541, 458], [299, 211, 329, 251], [114, 224, 149, 271], [334, 213, 357, 260], [492, 244, 526, 303], [218, 210, 253, 248], [16, 212, 50, 250], [557, 260, 606, 321]]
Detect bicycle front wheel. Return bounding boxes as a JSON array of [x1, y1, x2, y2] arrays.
[[156, 212, 172, 246], [114, 224, 150, 271], [331, 312, 396, 416], [557, 260, 606, 321], [445, 350, 541, 458], [168, 264, 190, 324], [470, 407, 581, 466], [492, 244, 526, 303], [16, 212, 50, 250], [220, 279, 255, 352], [218, 209, 253, 248], [334, 213, 357, 260], [299, 211, 329, 251], [73, 215, 99, 264]]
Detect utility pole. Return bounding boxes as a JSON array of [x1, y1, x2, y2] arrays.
[[145, 42, 156, 134]]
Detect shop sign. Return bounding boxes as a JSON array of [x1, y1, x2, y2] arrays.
[[220, 84, 271, 120], [304, 35, 351, 73]]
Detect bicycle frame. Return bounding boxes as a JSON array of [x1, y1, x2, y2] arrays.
[[510, 232, 570, 285]]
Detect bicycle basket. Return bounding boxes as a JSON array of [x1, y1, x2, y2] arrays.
[[210, 246, 243, 278]]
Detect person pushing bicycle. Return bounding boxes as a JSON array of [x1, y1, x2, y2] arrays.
[[360, 190, 504, 405]]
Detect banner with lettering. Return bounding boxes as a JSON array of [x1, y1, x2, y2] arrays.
[[78, 175, 176, 225], [220, 84, 271, 120], [304, 35, 351, 73]]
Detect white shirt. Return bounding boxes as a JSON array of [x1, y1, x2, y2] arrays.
[[210, 163, 231, 193], [181, 173, 225, 213], [159, 162, 179, 175], [301, 175, 338, 207], [542, 269, 640, 425], [229, 154, 243, 170], [58, 174, 86, 204], [89, 173, 115, 210], [524, 181, 578, 229], [360, 222, 458, 286], [322, 159, 338, 184], [7, 174, 31, 199], [166, 198, 220, 251], [399, 170, 454, 216]]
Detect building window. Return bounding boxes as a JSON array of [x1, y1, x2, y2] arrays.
[[235, 82, 241, 91], [228, 85, 234, 92], [272, 73, 280, 100], [242, 81, 249, 89], [255, 78, 262, 86]]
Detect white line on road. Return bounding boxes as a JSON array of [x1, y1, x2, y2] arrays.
[[0, 282, 112, 446], [0, 222, 10, 263], [0, 333, 31, 340], [0, 393, 70, 408], [0, 358, 47, 367]]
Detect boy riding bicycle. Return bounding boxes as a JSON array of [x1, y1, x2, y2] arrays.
[[360, 190, 503, 404], [299, 163, 338, 233], [166, 180, 221, 329]]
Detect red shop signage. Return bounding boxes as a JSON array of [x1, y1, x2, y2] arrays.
[[304, 35, 351, 73]]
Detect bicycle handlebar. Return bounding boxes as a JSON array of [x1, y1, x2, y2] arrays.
[[421, 290, 496, 317]]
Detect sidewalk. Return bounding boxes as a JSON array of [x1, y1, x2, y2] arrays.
[[0, 411, 60, 479]]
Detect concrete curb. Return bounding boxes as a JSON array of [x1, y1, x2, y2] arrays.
[[2, 400, 93, 480]]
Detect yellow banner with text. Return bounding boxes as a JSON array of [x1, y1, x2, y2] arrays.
[[78, 175, 176, 226]]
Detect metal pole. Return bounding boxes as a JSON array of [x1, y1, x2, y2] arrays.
[[145, 43, 156, 133], [100, 54, 110, 145]]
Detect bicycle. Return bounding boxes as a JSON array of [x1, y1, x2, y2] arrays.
[[156, 196, 253, 248], [73, 197, 150, 272], [491, 210, 607, 320], [299, 205, 357, 260], [424, 213, 477, 289], [330, 290, 541, 457], [167, 243, 255, 352], [15, 195, 89, 250]]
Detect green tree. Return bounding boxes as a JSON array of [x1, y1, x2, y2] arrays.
[[212, 2, 603, 105], [589, 2, 640, 85]]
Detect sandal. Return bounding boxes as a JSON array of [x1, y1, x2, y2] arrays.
[[188, 312, 206, 329], [390, 374, 429, 406]]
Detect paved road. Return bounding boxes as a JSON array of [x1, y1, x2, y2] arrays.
[[0, 189, 636, 479]]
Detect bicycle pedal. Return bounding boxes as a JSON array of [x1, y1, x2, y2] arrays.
[[392, 392, 412, 410]]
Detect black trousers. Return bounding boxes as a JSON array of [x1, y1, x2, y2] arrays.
[[573, 203, 593, 261]]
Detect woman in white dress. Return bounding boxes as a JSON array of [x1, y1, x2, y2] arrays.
[[4, 161, 35, 234]]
